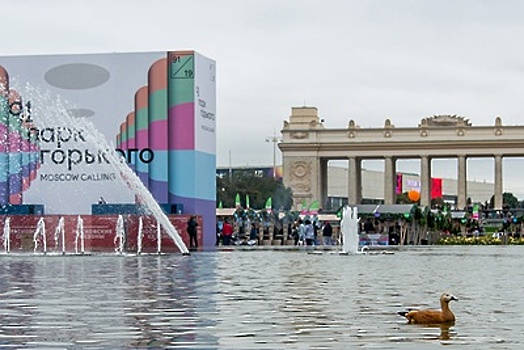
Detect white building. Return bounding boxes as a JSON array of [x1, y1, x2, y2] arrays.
[[327, 165, 493, 206]]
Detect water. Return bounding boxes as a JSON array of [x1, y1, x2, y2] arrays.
[[75, 216, 85, 254], [33, 217, 46, 254], [114, 214, 125, 253], [341, 205, 359, 254], [0, 246, 522, 349], [54, 216, 65, 254], [2, 216, 10, 253]]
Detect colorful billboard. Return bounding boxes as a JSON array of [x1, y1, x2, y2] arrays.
[[0, 51, 216, 248]]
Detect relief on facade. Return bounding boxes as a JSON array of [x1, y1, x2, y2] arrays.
[[419, 115, 471, 127], [289, 160, 311, 193], [290, 131, 309, 139]]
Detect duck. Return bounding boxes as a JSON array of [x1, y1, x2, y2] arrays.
[[398, 293, 458, 324]]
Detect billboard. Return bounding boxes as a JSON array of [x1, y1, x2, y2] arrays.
[[0, 51, 216, 247]]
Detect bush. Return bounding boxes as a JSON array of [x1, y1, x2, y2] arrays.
[[436, 235, 524, 245]]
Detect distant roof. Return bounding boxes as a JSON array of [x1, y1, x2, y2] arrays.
[[347, 204, 414, 215]]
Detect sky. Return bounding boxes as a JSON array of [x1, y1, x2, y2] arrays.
[[2, 0, 524, 197]]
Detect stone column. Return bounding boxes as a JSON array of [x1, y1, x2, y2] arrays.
[[348, 156, 362, 204], [384, 156, 396, 204], [420, 156, 432, 207], [319, 158, 328, 210], [457, 155, 467, 209], [494, 154, 503, 210]]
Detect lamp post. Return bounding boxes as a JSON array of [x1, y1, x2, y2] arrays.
[[265, 132, 281, 178]]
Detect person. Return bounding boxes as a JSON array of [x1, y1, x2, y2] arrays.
[[322, 221, 333, 245], [187, 215, 198, 249], [222, 219, 233, 245], [292, 221, 299, 245], [304, 219, 315, 246], [249, 221, 259, 245], [363, 219, 375, 233], [216, 217, 224, 246], [297, 219, 305, 245]]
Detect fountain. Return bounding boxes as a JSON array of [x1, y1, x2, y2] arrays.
[[54, 216, 65, 254], [137, 216, 143, 254], [341, 205, 360, 254], [21, 84, 190, 255], [115, 214, 125, 253], [2, 217, 10, 253], [33, 217, 47, 254], [75, 215, 85, 254], [157, 222, 162, 254]]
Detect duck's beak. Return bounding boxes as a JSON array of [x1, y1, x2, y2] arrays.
[[450, 295, 458, 301]]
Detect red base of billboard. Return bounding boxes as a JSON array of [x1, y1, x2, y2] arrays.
[[0, 215, 202, 254]]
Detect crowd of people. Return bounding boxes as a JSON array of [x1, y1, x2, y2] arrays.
[[215, 215, 336, 247]]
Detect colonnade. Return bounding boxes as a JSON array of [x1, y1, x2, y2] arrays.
[[280, 107, 521, 211], [340, 155, 503, 209]]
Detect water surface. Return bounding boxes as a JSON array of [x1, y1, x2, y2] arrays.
[[0, 246, 522, 349]]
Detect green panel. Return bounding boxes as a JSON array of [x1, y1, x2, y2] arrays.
[[168, 78, 194, 106], [148, 89, 167, 123], [135, 108, 148, 131], [168, 54, 194, 106]]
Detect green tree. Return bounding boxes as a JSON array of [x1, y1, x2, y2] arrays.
[[216, 171, 293, 210], [489, 192, 519, 209]]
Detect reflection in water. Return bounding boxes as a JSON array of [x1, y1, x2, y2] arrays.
[[0, 247, 522, 348]]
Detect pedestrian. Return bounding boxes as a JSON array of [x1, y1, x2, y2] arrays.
[[216, 217, 224, 246], [187, 215, 199, 249], [222, 219, 233, 246], [297, 219, 306, 245], [249, 221, 259, 244], [305, 219, 315, 246], [322, 221, 333, 245]]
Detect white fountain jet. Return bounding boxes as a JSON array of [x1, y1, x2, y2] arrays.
[[2, 217, 11, 254], [73, 106, 189, 255], [137, 216, 144, 254], [54, 216, 66, 254], [18, 83, 189, 255], [114, 215, 125, 254], [341, 206, 360, 254], [75, 215, 85, 254], [157, 221, 162, 254], [33, 217, 47, 254]]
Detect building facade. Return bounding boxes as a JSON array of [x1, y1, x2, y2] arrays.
[[279, 107, 521, 210]]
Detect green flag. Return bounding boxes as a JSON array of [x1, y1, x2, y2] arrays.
[[235, 193, 241, 207], [300, 199, 308, 214], [218, 201, 223, 209], [265, 197, 272, 212], [246, 194, 250, 209], [309, 200, 320, 214]]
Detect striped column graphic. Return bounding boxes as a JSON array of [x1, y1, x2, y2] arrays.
[[167, 51, 216, 248], [116, 133, 121, 150], [0, 65, 9, 204], [7, 89, 23, 204], [134, 86, 149, 186], [147, 58, 168, 203], [119, 121, 128, 152], [126, 112, 136, 172]]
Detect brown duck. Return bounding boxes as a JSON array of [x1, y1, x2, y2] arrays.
[[398, 293, 458, 324]]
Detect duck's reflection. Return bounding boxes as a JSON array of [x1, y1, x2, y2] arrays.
[[418, 322, 455, 340]]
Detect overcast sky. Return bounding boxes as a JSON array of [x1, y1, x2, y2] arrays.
[[2, 0, 524, 197]]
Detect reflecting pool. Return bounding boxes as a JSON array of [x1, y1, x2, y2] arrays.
[[0, 246, 522, 349]]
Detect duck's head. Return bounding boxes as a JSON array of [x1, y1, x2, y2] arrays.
[[441, 293, 458, 303]]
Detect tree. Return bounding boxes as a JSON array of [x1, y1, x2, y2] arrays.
[[216, 170, 294, 210], [489, 192, 519, 209]]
